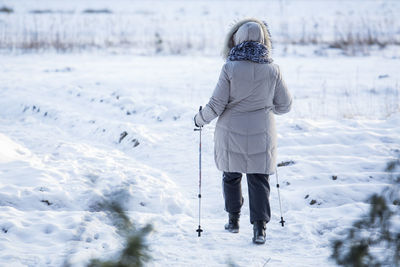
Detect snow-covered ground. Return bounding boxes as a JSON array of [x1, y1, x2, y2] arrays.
[[0, 51, 399, 266]]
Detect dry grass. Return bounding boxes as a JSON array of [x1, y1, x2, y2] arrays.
[[0, 10, 398, 54]]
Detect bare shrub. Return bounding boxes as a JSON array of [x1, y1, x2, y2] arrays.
[[82, 9, 112, 14], [0, 6, 13, 13], [30, 10, 54, 14], [329, 15, 399, 55]]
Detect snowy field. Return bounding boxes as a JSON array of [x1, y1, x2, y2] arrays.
[[1, 0, 400, 267], [1, 52, 399, 266]]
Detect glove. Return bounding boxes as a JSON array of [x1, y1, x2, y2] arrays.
[[194, 106, 206, 127], [194, 114, 201, 127]]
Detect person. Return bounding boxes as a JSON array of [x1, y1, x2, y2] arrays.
[[194, 18, 292, 244]]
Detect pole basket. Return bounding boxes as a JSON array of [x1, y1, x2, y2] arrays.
[[280, 216, 285, 227], [196, 225, 203, 237]]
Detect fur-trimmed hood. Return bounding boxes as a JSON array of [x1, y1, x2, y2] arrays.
[[222, 18, 272, 59]]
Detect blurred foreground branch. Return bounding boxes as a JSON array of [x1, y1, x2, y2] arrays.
[[331, 158, 400, 266], [87, 201, 153, 267]]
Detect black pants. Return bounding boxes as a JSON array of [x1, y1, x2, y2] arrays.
[[223, 172, 271, 224]]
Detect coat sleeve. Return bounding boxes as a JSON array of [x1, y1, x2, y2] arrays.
[[272, 66, 292, 115], [195, 63, 230, 126]]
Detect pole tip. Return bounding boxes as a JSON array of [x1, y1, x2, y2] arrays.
[[196, 226, 203, 237], [280, 217, 285, 227]]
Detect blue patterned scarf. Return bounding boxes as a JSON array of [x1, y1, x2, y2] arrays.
[[228, 41, 273, 64]]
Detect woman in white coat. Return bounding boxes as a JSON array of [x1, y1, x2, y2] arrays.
[[194, 18, 292, 244]]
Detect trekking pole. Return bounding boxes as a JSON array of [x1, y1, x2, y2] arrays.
[[194, 106, 203, 237], [275, 166, 285, 227]]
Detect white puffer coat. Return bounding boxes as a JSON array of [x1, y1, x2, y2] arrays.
[[195, 18, 292, 174]]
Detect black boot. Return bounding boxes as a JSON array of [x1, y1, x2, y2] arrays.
[[253, 221, 266, 244], [224, 213, 240, 233]]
